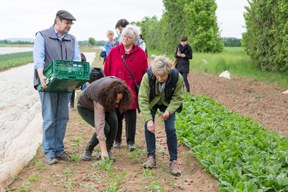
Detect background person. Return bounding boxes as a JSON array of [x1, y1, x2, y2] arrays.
[[104, 25, 148, 151], [33, 10, 81, 165], [174, 36, 192, 93], [138, 55, 184, 175], [78, 77, 133, 161], [104, 30, 116, 63], [139, 34, 148, 58], [69, 52, 87, 111], [115, 19, 140, 46], [115, 19, 129, 44]]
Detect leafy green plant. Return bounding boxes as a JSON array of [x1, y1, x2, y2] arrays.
[[103, 172, 126, 191], [71, 154, 81, 165], [184, 153, 190, 166], [225, 88, 233, 94], [36, 160, 43, 170], [251, 94, 265, 99], [6, 185, 17, 192], [127, 148, 146, 163], [70, 135, 84, 142], [28, 172, 43, 182], [176, 94, 288, 191], [14, 174, 21, 180], [27, 158, 36, 167], [63, 167, 76, 176], [18, 182, 32, 192], [145, 180, 164, 192], [61, 176, 76, 189]]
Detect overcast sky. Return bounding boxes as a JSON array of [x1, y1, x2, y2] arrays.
[[0, 0, 249, 41]]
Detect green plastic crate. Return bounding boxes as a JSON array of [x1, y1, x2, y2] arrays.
[[38, 60, 90, 93]]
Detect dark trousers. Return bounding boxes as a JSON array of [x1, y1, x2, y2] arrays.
[[115, 108, 136, 145], [77, 106, 118, 150], [180, 72, 190, 93], [145, 105, 177, 161], [70, 90, 75, 106]]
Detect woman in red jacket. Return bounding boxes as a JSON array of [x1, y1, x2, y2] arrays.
[[104, 25, 148, 151]]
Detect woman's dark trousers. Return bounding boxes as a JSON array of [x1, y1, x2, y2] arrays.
[[115, 108, 136, 145], [77, 106, 118, 150], [180, 72, 190, 93]]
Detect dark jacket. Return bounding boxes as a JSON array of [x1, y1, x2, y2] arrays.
[[146, 67, 182, 113], [174, 43, 192, 73], [138, 67, 184, 122]]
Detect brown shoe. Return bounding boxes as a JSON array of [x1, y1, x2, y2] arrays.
[[169, 160, 181, 175], [143, 156, 157, 168]]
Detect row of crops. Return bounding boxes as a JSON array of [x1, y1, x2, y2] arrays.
[[176, 94, 288, 192], [0, 51, 33, 70]]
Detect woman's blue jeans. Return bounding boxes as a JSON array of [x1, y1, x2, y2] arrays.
[[39, 92, 71, 158], [144, 104, 178, 161]]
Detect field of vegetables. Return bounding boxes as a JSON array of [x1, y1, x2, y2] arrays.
[[0, 51, 33, 70], [3, 47, 288, 191], [177, 94, 288, 191]]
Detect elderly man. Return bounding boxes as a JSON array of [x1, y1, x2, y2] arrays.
[[33, 10, 81, 165]]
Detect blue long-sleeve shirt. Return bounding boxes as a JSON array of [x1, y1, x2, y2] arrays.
[[104, 41, 116, 57], [33, 27, 81, 69]]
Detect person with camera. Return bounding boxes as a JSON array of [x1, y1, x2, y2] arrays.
[[174, 36, 193, 94]]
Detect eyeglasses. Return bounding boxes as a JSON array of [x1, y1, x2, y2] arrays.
[[63, 20, 74, 25], [122, 35, 132, 40]]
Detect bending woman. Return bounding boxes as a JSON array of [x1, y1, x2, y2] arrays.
[[77, 77, 133, 161]]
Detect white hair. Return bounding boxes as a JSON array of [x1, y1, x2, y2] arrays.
[[120, 24, 140, 43]]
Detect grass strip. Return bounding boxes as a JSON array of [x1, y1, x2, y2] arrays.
[[176, 94, 288, 191], [0, 51, 32, 61], [0, 56, 33, 70], [149, 47, 288, 88]]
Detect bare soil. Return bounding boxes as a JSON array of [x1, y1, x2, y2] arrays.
[[187, 72, 288, 137], [7, 53, 288, 192]]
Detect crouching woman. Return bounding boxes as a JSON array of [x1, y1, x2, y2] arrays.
[[138, 56, 184, 175], [77, 77, 133, 161]]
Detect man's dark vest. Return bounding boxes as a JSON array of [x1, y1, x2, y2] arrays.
[[33, 25, 76, 89], [146, 67, 182, 113]]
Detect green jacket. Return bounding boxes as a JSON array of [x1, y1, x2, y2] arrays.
[[138, 73, 184, 122]]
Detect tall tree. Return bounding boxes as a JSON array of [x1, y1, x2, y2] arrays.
[[88, 37, 97, 46], [183, 0, 223, 52], [134, 0, 223, 54], [160, 0, 187, 53], [242, 0, 288, 72]]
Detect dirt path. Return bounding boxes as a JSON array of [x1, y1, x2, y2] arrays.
[[7, 52, 288, 191]]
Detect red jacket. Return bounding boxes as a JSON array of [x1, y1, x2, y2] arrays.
[[104, 43, 148, 109]]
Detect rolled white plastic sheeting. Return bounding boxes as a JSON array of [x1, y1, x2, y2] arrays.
[[0, 52, 96, 191]]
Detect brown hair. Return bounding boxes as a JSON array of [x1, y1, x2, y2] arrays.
[[97, 80, 133, 114], [115, 19, 129, 29], [81, 53, 86, 62], [180, 36, 187, 42]]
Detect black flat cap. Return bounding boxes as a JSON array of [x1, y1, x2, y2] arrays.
[[56, 10, 76, 21]]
